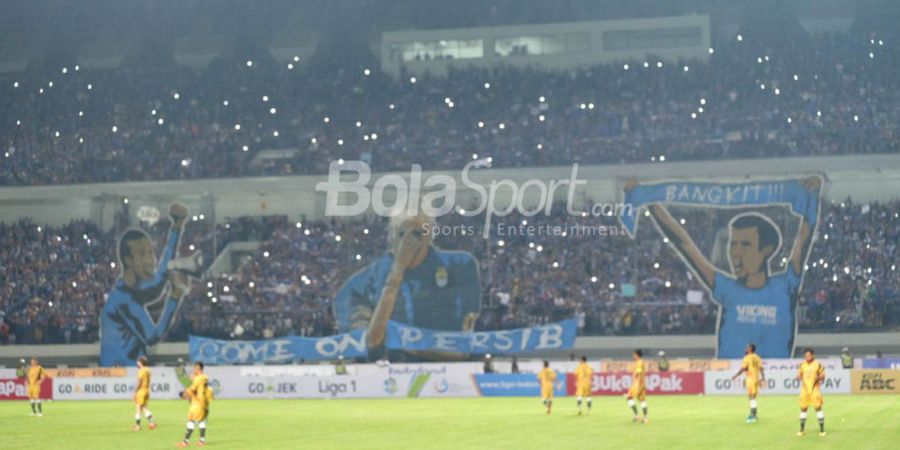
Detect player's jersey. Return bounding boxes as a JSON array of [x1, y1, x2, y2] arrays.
[[798, 360, 825, 393], [742, 353, 762, 383], [575, 362, 593, 386], [538, 368, 556, 387], [27, 365, 45, 387], [188, 374, 210, 408], [137, 367, 151, 391], [334, 248, 481, 331], [713, 269, 800, 358], [632, 359, 646, 388]]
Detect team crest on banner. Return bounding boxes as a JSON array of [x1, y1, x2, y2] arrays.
[[619, 177, 823, 358], [435, 266, 449, 288]]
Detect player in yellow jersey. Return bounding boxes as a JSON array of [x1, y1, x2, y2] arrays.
[[626, 349, 648, 423], [133, 356, 157, 431], [179, 362, 210, 447], [574, 356, 593, 415], [731, 343, 765, 423], [26, 357, 47, 417], [796, 348, 826, 437], [537, 360, 556, 415]]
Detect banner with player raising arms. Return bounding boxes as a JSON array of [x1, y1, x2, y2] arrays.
[[619, 176, 823, 359]]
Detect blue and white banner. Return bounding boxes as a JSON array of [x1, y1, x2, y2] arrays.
[[385, 319, 578, 355], [189, 329, 368, 364], [863, 358, 900, 369], [190, 319, 577, 364], [620, 179, 819, 236], [474, 373, 567, 397]]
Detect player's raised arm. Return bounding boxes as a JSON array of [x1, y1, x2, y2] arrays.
[[789, 177, 821, 275], [646, 203, 718, 290], [366, 232, 421, 349], [135, 203, 187, 292]]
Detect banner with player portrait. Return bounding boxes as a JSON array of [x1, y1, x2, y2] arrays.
[[619, 177, 823, 359]]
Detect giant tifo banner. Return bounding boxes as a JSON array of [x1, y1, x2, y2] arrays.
[[620, 177, 823, 359], [190, 319, 577, 364], [704, 369, 852, 395], [0, 378, 52, 401], [565, 372, 705, 396]]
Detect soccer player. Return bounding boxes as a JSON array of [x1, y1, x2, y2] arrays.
[[26, 357, 46, 417], [537, 360, 556, 415], [731, 343, 765, 423], [133, 356, 156, 431], [797, 348, 826, 437], [574, 356, 593, 415], [179, 362, 210, 447], [626, 349, 648, 423]]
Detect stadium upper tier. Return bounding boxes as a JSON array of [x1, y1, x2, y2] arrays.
[[1, 33, 898, 186], [1, 198, 897, 345]]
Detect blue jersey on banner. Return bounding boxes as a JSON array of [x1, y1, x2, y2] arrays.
[[714, 269, 800, 358], [333, 247, 481, 332], [100, 229, 180, 367]]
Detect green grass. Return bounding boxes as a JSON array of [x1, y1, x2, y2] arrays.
[[3, 395, 899, 449]]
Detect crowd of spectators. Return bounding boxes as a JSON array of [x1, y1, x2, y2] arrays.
[[1, 199, 897, 345], [1, 33, 898, 186]]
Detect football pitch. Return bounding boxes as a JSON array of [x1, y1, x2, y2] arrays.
[[4, 395, 898, 449]]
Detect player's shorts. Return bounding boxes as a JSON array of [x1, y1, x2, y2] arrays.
[[745, 378, 758, 397], [799, 389, 823, 409], [134, 389, 149, 406], [627, 384, 646, 401], [27, 384, 41, 400], [540, 385, 554, 400], [188, 403, 208, 421], [575, 384, 591, 398]]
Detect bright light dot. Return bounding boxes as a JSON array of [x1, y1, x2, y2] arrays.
[[242, 145, 249, 152], [111, 125, 118, 133], [293, 56, 300, 62], [334, 235, 342, 242], [409, 77, 416, 84], [158, 118, 165, 125], [483, 82, 490, 89], [665, 281, 672, 288], [173, 92, 180, 100], [223, 286, 230, 293], [355, 121, 362, 128], [660, 155, 666, 162], [364, 68, 371, 76], [683, 65, 689, 72], [364, 135, 370, 141], [16, 120, 21, 126], [211, 298, 217, 303], [816, 110, 822, 117], [590, 276, 597, 283], [54, 131, 60, 137], [371, 133, 378, 140], [521, 220, 528, 226], [123, 198, 128, 204], [623, 64, 629, 70], [356, 254, 362, 260], [287, 63, 294, 70], [608, 283, 615, 289], [263, 251, 270, 257], [13, 81, 18, 88], [48, 81, 53, 88], [588, 103, 595, 109], [869, 52, 874, 59], [536, 143, 543, 150], [737, 34, 743, 41], [708, 47, 715, 54], [262, 95, 269, 102], [536, 245, 543, 252], [304, 229, 310, 236], [497, 240, 505, 247], [363, 228, 369, 234], [878, 40, 883, 46], [246, 60, 253, 67], [498, 123, 506, 130], [39, 88, 43, 94], [151, 109, 158, 116], [223, 100, 229, 106], [74, 65, 79, 71], [679, 217, 685, 224], [793, 74, 799, 81], [538, 115, 545, 122], [853, 115, 859, 122], [472, 153, 478, 160], [691, 112, 697, 119], [249, 281, 255, 288], [87, 84, 92, 90], [234, 124, 241, 130], [757, 57, 763, 64], [388, 104, 395, 110], [337, 139, 344, 145], [78, 137, 84, 144], [272, 130, 279, 137], [323, 116, 330, 123], [580, 103, 586, 109], [760, 84, 766, 90], [656, 61, 663, 68], [539, 96, 546, 102], [270, 107, 277, 114], [787, 117, 792, 124], [552, 262, 559, 268], [653, 262, 660, 269], [700, 98, 706, 105], [643, 62, 649, 68], [62, 67, 67, 73], [310, 137, 317, 144], [181, 159, 189, 167], [774, 88, 780, 95], [698, 107, 704, 113], [72, 281, 77, 288]]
